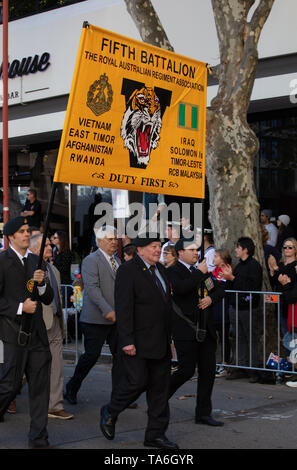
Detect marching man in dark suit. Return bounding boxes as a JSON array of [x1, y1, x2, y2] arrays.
[[166, 237, 224, 427], [100, 235, 178, 449], [0, 217, 54, 448]]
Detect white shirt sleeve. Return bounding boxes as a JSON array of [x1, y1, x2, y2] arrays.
[[17, 286, 46, 315], [17, 303, 23, 315]]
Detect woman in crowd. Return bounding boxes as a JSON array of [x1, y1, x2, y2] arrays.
[[162, 244, 178, 268], [52, 231, 73, 308], [268, 238, 297, 355], [276, 215, 295, 254], [122, 243, 137, 262], [211, 248, 232, 375]]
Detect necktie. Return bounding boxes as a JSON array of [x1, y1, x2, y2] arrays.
[[22, 257, 28, 274], [149, 265, 167, 302], [47, 263, 59, 314], [190, 266, 196, 273], [110, 256, 117, 274]]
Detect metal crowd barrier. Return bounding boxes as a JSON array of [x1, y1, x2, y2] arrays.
[[60, 284, 297, 376], [216, 290, 297, 376], [61, 284, 82, 365]]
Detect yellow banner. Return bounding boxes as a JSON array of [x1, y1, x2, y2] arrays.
[[54, 24, 207, 198]]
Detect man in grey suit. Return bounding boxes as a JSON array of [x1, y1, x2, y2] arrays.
[[64, 226, 120, 404]]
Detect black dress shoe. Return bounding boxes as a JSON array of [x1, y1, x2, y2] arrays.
[[196, 416, 224, 426], [100, 405, 116, 440], [28, 439, 54, 449], [144, 436, 179, 449], [63, 389, 77, 405]]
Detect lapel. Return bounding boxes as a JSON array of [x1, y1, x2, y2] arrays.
[[95, 248, 117, 280], [175, 260, 191, 278], [134, 255, 168, 303], [49, 264, 63, 316], [7, 247, 25, 272], [156, 262, 170, 297], [7, 248, 32, 299], [27, 252, 39, 276]]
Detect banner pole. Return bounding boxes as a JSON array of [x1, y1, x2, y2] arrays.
[[18, 183, 58, 347], [68, 183, 72, 251], [35, 182, 58, 275]]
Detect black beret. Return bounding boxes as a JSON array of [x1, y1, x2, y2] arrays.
[[132, 233, 161, 247], [174, 236, 196, 252], [3, 216, 29, 237]]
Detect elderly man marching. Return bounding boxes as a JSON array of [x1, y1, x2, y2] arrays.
[[100, 234, 178, 449], [30, 234, 73, 420]]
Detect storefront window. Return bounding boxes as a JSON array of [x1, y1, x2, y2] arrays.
[[249, 108, 297, 232]]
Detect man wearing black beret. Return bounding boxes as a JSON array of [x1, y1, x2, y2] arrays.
[[166, 236, 225, 427], [0, 217, 54, 448], [100, 234, 178, 449]]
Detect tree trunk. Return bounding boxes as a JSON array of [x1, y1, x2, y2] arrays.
[[207, 0, 274, 287], [125, 0, 274, 277]]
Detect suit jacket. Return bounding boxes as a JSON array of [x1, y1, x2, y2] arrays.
[[166, 261, 224, 342], [79, 248, 121, 325], [115, 255, 172, 359], [42, 264, 64, 335], [0, 248, 54, 345]]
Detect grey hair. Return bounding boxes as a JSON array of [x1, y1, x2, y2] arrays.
[[95, 225, 117, 243], [29, 233, 43, 250]]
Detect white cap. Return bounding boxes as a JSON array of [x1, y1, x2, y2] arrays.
[[278, 215, 290, 226]]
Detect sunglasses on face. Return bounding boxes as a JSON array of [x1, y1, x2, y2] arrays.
[[283, 245, 294, 250]]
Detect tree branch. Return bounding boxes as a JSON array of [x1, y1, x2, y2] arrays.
[[124, 0, 174, 51], [248, 0, 275, 45]]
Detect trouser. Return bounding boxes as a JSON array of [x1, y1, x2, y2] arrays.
[[229, 307, 259, 367], [169, 336, 217, 419], [67, 322, 119, 395], [215, 321, 231, 364], [108, 353, 171, 441], [47, 315, 64, 412], [0, 339, 51, 443]]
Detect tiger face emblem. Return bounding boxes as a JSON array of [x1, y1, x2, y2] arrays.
[[121, 87, 162, 169]]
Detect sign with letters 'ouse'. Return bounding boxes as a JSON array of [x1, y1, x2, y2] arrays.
[[54, 24, 207, 198]]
